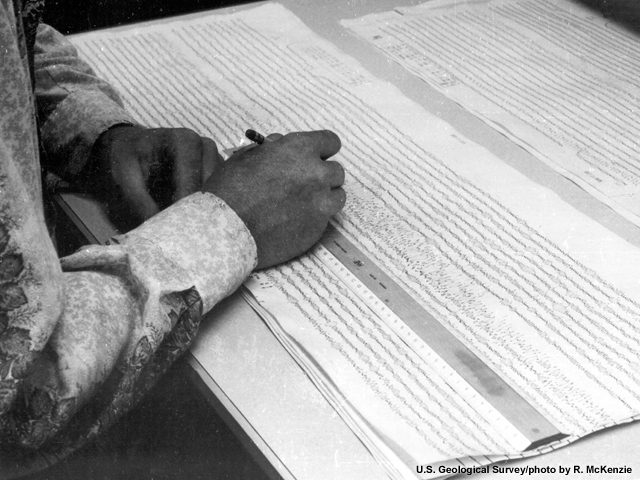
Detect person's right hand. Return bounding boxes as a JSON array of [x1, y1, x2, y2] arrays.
[[203, 130, 346, 269]]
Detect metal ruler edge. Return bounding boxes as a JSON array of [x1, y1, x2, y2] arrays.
[[319, 223, 566, 449]]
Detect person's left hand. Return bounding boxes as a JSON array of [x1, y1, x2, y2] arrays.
[[89, 125, 222, 230]]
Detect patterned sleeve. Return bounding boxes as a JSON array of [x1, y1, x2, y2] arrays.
[[2, 9, 258, 476], [1, 186, 257, 477], [34, 23, 140, 181]]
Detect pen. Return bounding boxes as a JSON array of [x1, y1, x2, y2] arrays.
[[245, 129, 273, 145]]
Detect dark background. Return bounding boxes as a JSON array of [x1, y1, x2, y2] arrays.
[[41, 0, 640, 44], [43, 0, 255, 34]]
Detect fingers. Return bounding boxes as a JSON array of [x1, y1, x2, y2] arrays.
[[96, 126, 227, 228], [306, 130, 341, 159], [160, 129, 224, 199], [200, 136, 222, 183], [266, 133, 284, 142], [226, 132, 282, 160], [115, 155, 161, 223], [323, 160, 345, 188], [166, 129, 204, 201], [281, 130, 341, 160]]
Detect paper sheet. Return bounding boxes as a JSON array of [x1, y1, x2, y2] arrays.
[[71, 4, 640, 477], [343, 0, 640, 225]]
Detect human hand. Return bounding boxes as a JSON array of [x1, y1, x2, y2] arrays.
[[90, 125, 222, 230], [203, 130, 346, 269]]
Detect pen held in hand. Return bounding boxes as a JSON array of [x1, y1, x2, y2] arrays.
[[223, 129, 273, 159], [245, 129, 274, 145]]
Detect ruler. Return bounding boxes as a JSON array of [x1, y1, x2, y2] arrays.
[[319, 224, 566, 450]]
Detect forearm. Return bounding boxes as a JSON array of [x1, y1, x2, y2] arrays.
[[2, 9, 259, 474], [34, 24, 138, 179], [2, 192, 257, 474], [42, 193, 257, 441]]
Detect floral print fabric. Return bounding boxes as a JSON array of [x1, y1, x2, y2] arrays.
[[0, 1, 257, 476]]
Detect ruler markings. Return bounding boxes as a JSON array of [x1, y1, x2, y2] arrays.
[[319, 224, 565, 449]]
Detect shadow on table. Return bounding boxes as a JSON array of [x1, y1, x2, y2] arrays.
[[24, 359, 271, 480]]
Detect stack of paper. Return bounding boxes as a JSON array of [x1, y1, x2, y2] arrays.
[[71, 3, 640, 477]]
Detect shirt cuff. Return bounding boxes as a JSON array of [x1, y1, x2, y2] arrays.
[[40, 90, 139, 179], [113, 192, 258, 313]]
